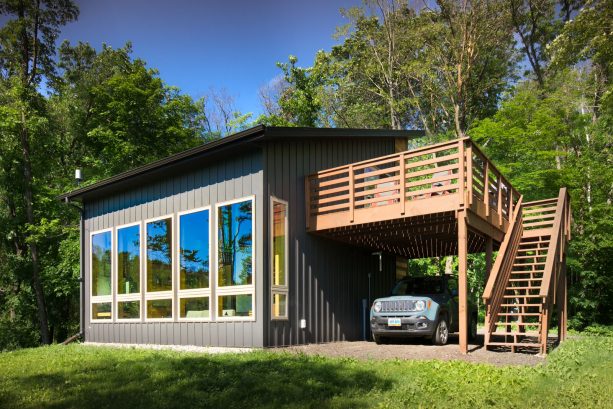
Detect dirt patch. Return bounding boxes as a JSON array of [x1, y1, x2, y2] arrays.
[[273, 334, 546, 367]]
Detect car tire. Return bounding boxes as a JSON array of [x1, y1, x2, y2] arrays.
[[373, 334, 384, 345], [469, 315, 478, 342], [432, 316, 449, 346]]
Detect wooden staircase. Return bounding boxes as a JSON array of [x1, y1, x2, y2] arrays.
[[483, 188, 571, 354]]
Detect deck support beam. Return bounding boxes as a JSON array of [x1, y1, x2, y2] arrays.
[[458, 210, 468, 354]]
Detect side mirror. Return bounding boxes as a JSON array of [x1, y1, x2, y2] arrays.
[[451, 289, 458, 297]]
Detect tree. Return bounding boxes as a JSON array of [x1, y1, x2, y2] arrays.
[[470, 67, 613, 327], [200, 87, 253, 137], [258, 55, 328, 127], [266, 1, 516, 137], [52, 41, 211, 178], [0, 0, 78, 345]]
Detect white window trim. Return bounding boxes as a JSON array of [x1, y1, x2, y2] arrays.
[[214, 196, 256, 322], [114, 222, 142, 322], [90, 228, 113, 323], [270, 197, 289, 320], [177, 206, 212, 322], [144, 214, 175, 322]]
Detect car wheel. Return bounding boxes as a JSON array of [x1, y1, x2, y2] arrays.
[[373, 334, 384, 345], [469, 315, 478, 342], [432, 317, 449, 346]]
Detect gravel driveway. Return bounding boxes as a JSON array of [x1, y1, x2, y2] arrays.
[[275, 333, 547, 366]]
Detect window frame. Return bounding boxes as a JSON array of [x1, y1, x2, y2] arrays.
[[114, 222, 142, 322], [214, 196, 256, 322], [90, 228, 114, 323], [270, 196, 289, 321], [144, 214, 175, 322], [176, 206, 212, 322]]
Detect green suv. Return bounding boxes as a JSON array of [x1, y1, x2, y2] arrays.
[[370, 275, 478, 345]]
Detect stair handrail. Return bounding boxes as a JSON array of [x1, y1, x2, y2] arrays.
[[539, 188, 569, 298], [483, 195, 523, 337], [483, 195, 523, 301]]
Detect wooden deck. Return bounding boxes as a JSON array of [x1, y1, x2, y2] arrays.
[[305, 137, 568, 355], [305, 138, 521, 257]]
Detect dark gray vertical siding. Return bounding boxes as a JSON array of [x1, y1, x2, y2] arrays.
[[83, 150, 265, 348], [265, 138, 398, 347]]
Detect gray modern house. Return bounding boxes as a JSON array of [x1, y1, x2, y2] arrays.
[[63, 126, 421, 348]]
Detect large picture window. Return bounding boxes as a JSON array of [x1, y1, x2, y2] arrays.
[[116, 224, 141, 321], [216, 197, 255, 320], [91, 230, 112, 321], [178, 208, 211, 320], [218, 200, 253, 287], [117, 225, 140, 294], [180, 210, 210, 290], [271, 198, 288, 319], [146, 217, 173, 320]]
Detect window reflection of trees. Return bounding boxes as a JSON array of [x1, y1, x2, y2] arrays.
[[180, 211, 210, 290], [218, 201, 253, 286], [92, 232, 112, 296], [118, 226, 140, 294], [147, 219, 172, 292]]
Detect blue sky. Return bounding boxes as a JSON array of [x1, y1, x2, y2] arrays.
[[58, 0, 363, 117]]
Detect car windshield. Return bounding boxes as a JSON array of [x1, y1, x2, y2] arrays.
[[391, 277, 444, 296]]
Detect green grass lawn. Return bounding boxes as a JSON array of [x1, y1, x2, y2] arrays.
[[0, 336, 612, 409]]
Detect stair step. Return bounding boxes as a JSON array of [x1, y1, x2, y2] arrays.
[[511, 270, 544, 274], [501, 303, 542, 307], [490, 324, 541, 337], [513, 262, 546, 266], [503, 295, 541, 298], [519, 239, 550, 245], [495, 322, 541, 326], [508, 278, 542, 282], [515, 256, 548, 261], [486, 342, 541, 348], [504, 286, 541, 290], [497, 313, 542, 316]]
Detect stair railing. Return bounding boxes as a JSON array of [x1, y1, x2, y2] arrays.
[[483, 195, 524, 344], [538, 188, 570, 352]]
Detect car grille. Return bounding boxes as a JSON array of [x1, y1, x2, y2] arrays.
[[381, 300, 418, 312]]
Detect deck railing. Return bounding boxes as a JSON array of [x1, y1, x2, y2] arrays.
[[306, 137, 521, 231]]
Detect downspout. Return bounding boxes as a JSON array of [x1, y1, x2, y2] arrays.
[[63, 197, 85, 343]]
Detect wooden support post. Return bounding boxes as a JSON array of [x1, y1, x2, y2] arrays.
[[561, 255, 567, 341], [497, 176, 503, 226], [541, 305, 549, 355], [458, 140, 465, 208], [466, 144, 473, 206], [458, 210, 469, 354], [484, 161, 490, 216], [348, 164, 354, 223], [400, 154, 406, 215]]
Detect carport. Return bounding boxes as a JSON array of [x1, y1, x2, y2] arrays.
[[305, 138, 518, 353]]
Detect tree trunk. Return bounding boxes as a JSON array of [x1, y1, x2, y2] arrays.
[[20, 109, 51, 345]]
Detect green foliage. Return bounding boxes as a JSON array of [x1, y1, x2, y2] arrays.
[[470, 65, 613, 328], [266, 1, 517, 135], [0, 4, 215, 349], [257, 54, 329, 127], [0, 335, 611, 408]]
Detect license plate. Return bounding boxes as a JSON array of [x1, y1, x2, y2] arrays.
[[387, 318, 401, 327]]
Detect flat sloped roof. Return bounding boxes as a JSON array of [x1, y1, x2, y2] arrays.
[[61, 125, 424, 202]]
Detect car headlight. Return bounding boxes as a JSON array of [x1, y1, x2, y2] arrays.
[[415, 300, 426, 311], [373, 301, 382, 312]]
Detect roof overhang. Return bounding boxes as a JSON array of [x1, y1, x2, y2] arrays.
[[60, 125, 424, 202]]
